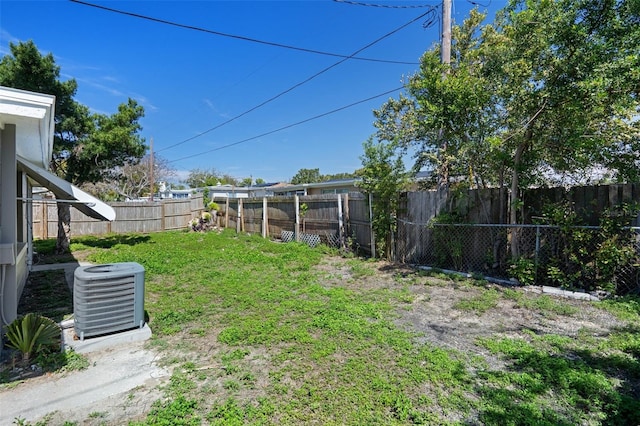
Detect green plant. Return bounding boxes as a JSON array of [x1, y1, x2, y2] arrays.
[[454, 288, 500, 314], [429, 212, 466, 270], [299, 202, 308, 232], [5, 313, 61, 362], [509, 257, 536, 286], [208, 202, 220, 212], [536, 201, 639, 294], [132, 396, 200, 426], [33, 347, 89, 373], [299, 203, 308, 217]]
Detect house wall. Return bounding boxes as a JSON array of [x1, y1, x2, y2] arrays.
[[307, 186, 358, 195], [0, 87, 55, 334], [0, 123, 21, 326]]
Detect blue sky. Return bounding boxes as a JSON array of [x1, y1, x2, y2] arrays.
[[1, 0, 502, 184]]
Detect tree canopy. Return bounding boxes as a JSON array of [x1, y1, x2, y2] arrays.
[[290, 168, 357, 184], [0, 41, 147, 186], [184, 168, 241, 188], [83, 154, 175, 201], [373, 0, 640, 208], [0, 40, 147, 252]]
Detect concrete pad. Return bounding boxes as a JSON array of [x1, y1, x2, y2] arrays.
[[0, 339, 170, 424], [0, 261, 170, 424], [62, 322, 153, 354]]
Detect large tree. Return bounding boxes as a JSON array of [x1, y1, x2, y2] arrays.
[[374, 10, 498, 192], [290, 168, 323, 185], [186, 168, 217, 188], [483, 0, 640, 225], [290, 168, 357, 184], [373, 0, 639, 226], [0, 41, 146, 253], [84, 154, 175, 201]]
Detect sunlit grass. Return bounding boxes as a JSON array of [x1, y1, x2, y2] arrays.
[[42, 230, 640, 425]]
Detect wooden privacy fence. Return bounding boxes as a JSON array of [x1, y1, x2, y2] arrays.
[[395, 183, 640, 291], [398, 184, 640, 229], [31, 192, 375, 254], [32, 195, 205, 239], [216, 193, 373, 253]]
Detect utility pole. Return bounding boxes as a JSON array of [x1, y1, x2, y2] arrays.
[[441, 0, 452, 66], [149, 136, 154, 202], [439, 0, 452, 190]]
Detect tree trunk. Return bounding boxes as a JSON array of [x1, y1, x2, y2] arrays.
[[509, 140, 528, 259], [55, 202, 71, 254]]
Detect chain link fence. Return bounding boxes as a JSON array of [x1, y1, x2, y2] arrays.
[[396, 220, 640, 295]]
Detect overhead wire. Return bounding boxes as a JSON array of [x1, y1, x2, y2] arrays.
[[467, 0, 492, 8], [69, 0, 435, 164], [168, 87, 405, 164], [69, 0, 419, 65], [157, 8, 435, 153], [333, 0, 439, 9]]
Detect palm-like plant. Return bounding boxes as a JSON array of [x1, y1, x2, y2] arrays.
[[5, 313, 61, 362]]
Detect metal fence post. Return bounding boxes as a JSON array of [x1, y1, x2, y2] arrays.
[[369, 193, 376, 259], [535, 224, 541, 281], [337, 194, 344, 249]]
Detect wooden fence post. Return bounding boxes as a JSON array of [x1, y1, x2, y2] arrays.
[[338, 194, 344, 249], [161, 201, 166, 232], [344, 193, 350, 237], [294, 195, 300, 241], [262, 197, 268, 238], [41, 201, 48, 239], [225, 197, 230, 228]]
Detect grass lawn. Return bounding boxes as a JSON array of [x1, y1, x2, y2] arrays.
[[24, 229, 640, 425]]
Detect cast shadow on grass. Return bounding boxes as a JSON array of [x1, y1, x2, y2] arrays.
[[474, 336, 640, 426], [72, 234, 151, 249], [34, 234, 151, 255], [18, 269, 72, 323]]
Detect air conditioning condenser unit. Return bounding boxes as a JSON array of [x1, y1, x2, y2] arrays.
[[74, 262, 145, 340]]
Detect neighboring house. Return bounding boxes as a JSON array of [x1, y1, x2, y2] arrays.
[[271, 178, 362, 197], [0, 86, 115, 331], [250, 182, 288, 198], [159, 183, 284, 201], [158, 180, 361, 201]]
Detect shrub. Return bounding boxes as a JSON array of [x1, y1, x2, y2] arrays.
[[5, 313, 61, 362]]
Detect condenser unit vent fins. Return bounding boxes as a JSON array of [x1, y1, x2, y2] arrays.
[[74, 262, 145, 340]]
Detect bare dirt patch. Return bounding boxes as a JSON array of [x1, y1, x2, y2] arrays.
[[317, 256, 624, 357]]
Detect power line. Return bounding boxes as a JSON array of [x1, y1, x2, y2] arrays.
[[69, 0, 419, 65], [158, 9, 434, 153], [467, 0, 492, 8], [168, 87, 404, 164], [334, 0, 439, 9]]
